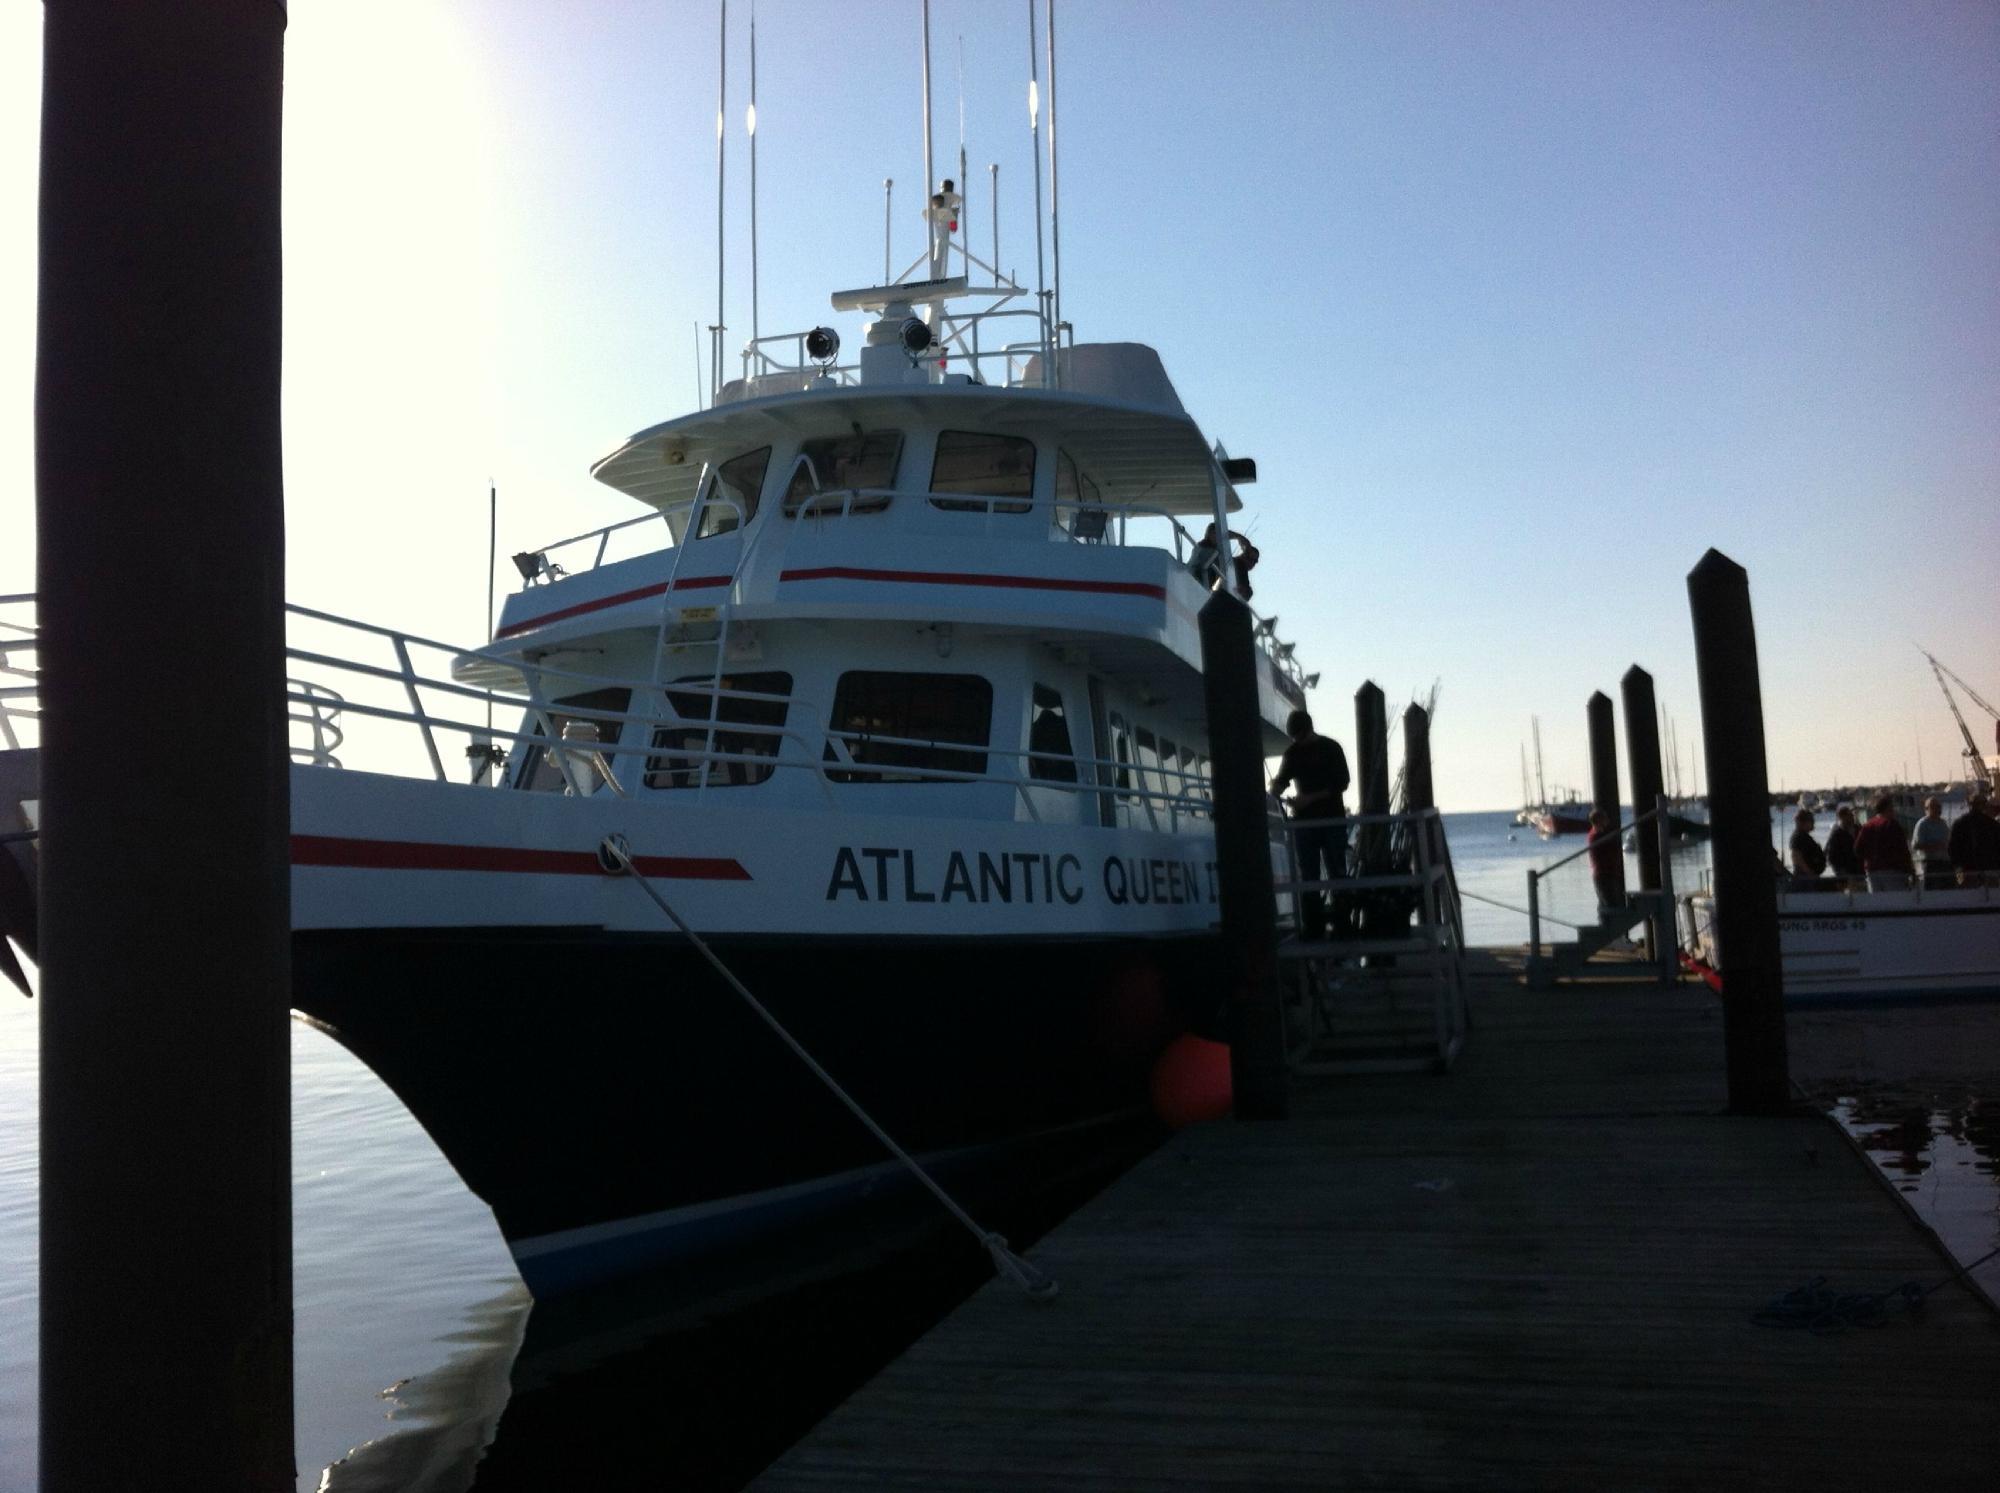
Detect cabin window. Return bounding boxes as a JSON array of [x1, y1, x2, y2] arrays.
[[1159, 736, 1181, 796], [1136, 727, 1162, 798], [826, 671, 991, 782], [782, 431, 903, 516], [1056, 450, 1081, 506], [1027, 684, 1078, 783], [694, 446, 772, 539], [929, 431, 1036, 514], [645, 672, 792, 789], [1109, 711, 1133, 794], [515, 687, 632, 792]]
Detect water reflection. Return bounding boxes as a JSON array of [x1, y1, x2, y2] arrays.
[[1792, 1004, 2000, 1299]]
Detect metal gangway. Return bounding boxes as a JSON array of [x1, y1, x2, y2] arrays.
[[1276, 806, 1468, 1075]]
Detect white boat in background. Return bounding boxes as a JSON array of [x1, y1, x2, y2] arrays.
[[1683, 880, 2000, 1007]]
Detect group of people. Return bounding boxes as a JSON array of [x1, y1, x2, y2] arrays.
[[1788, 792, 2000, 890]]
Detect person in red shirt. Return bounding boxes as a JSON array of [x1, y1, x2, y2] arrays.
[[1852, 793, 1914, 889]]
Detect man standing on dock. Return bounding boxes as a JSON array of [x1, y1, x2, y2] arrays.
[[1271, 709, 1349, 941]]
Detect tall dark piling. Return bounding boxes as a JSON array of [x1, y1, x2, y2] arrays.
[[1198, 592, 1288, 1119], [37, 3, 293, 1486], [1687, 550, 1789, 1114], [1353, 682, 1390, 941], [1402, 703, 1450, 925], [1354, 682, 1389, 872], [1586, 691, 1625, 902], [1621, 666, 1666, 949]]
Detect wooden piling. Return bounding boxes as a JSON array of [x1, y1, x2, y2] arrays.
[[36, 3, 294, 1485], [1198, 592, 1288, 1120], [1686, 550, 1789, 1114], [1353, 681, 1389, 873], [1586, 690, 1625, 902], [1621, 666, 1666, 950]]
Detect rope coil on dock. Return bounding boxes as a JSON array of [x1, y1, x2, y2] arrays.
[[597, 834, 1058, 1302]]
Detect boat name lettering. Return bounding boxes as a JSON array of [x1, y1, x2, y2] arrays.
[[1779, 918, 1865, 933], [826, 847, 1086, 905], [1100, 855, 1217, 907]]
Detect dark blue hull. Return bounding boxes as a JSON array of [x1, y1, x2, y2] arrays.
[[292, 927, 1218, 1296]]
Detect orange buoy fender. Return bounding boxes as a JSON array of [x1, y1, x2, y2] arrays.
[[1150, 1033, 1232, 1129]]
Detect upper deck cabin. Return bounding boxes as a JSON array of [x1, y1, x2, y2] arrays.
[[474, 343, 1306, 742]]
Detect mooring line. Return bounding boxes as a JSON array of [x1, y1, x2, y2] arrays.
[[597, 834, 1058, 1301]]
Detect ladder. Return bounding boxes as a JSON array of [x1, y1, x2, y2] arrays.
[[1278, 807, 1469, 1075]]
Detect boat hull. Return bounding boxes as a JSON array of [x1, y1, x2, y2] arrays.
[[294, 924, 1217, 1295]]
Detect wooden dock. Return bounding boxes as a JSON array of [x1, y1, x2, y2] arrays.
[[756, 954, 2000, 1490]]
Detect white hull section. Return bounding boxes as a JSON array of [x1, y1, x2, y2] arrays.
[[292, 765, 1228, 941], [1689, 885, 2000, 1005]]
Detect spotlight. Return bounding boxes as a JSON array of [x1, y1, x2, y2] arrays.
[[805, 326, 840, 363], [511, 551, 547, 583], [899, 317, 934, 357]]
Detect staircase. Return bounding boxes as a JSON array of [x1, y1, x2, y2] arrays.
[[1279, 809, 1469, 1076]]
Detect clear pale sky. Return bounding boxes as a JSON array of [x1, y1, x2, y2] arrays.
[[2, 0, 1996, 808]]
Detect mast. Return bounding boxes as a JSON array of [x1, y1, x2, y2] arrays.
[[1531, 715, 1547, 806], [1026, 0, 1050, 379], [922, 0, 937, 276], [1045, 0, 1062, 380], [748, 2, 759, 347], [711, 0, 727, 402]]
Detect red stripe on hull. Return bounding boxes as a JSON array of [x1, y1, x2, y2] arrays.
[[497, 574, 731, 638], [290, 834, 751, 881], [777, 565, 1166, 600]]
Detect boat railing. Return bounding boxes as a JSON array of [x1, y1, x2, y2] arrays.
[[0, 594, 1220, 831], [0, 598, 38, 755]]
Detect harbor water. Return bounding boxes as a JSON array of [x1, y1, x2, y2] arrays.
[[0, 809, 1992, 1489]]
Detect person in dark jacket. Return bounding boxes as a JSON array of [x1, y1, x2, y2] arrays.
[[1853, 794, 1914, 888], [1824, 804, 1862, 883], [1270, 708, 1349, 940], [1788, 808, 1827, 884], [1947, 791, 2000, 883]]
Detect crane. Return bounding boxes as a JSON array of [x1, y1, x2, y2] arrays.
[[1921, 648, 1995, 791]]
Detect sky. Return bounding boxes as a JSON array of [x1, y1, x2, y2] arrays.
[[2, 0, 1996, 809]]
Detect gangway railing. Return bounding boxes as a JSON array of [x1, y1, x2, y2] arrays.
[[1524, 795, 1679, 985], [1273, 805, 1468, 1074]]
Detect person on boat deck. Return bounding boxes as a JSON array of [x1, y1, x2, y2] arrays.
[[1270, 709, 1349, 941], [1585, 808, 1621, 908], [1910, 796, 1953, 888], [1947, 790, 2000, 884], [1189, 523, 1259, 602], [1853, 793, 1915, 890], [1788, 808, 1827, 883], [1824, 804, 1863, 883]]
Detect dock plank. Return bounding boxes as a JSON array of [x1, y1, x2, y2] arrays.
[[756, 962, 2000, 1491]]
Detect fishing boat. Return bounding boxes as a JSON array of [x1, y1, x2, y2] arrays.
[[0, 93, 1312, 1297], [1681, 877, 2000, 1007]]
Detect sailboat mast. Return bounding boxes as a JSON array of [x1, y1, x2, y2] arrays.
[[1532, 716, 1547, 805]]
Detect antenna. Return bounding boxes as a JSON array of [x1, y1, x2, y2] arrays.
[[748, 1, 759, 348], [921, 0, 936, 277], [712, 0, 727, 401], [883, 177, 893, 282], [989, 161, 1000, 289], [693, 319, 704, 408], [957, 35, 969, 277], [1045, 0, 1062, 382], [1027, 0, 1050, 380], [486, 479, 497, 732]]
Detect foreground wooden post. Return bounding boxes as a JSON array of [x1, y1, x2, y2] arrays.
[[37, 3, 294, 1486], [1586, 691, 1625, 904], [1687, 550, 1789, 1114], [1621, 666, 1666, 954], [1198, 592, 1288, 1119]]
